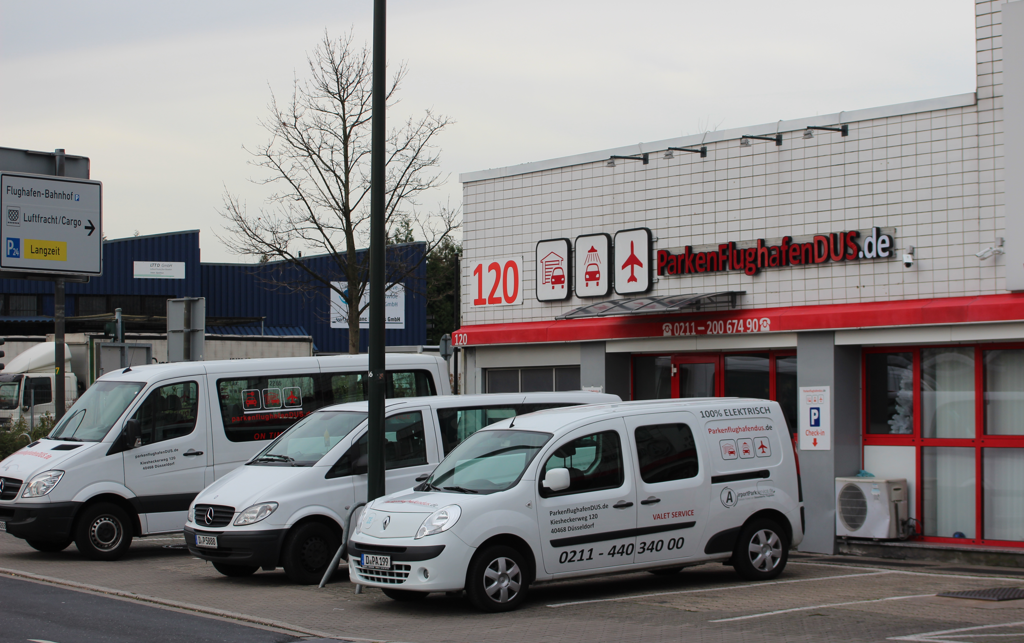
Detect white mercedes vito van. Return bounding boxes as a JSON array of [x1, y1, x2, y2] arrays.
[[0, 354, 448, 561], [183, 391, 620, 584], [348, 398, 802, 611]]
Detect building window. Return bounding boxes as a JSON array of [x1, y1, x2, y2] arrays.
[[77, 296, 107, 316], [864, 344, 1024, 546], [7, 295, 38, 317], [485, 366, 582, 393]]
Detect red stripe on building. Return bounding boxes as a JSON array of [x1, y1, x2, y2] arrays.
[[454, 294, 1024, 346]]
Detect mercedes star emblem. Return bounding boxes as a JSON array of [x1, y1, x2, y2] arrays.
[[204, 507, 215, 525], [382, 515, 391, 531]]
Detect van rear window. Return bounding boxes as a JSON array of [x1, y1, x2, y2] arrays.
[[218, 374, 321, 442]]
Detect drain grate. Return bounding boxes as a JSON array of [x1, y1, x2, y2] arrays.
[[942, 567, 1024, 577], [938, 587, 1024, 601]]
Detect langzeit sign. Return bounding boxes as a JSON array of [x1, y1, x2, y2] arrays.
[[657, 227, 895, 278], [1, 172, 103, 277]]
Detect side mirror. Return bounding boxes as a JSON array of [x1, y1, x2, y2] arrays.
[[542, 467, 571, 492], [123, 419, 141, 449], [415, 473, 429, 482]]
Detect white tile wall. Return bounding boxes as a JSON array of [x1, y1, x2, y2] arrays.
[[459, 0, 1008, 326]]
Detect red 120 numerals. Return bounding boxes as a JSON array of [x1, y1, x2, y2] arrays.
[[472, 260, 520, 306]]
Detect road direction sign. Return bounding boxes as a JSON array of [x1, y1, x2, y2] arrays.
[[1, 172, 102, 277]]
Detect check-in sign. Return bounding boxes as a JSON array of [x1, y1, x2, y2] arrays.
[[1, 172, 103, 276]]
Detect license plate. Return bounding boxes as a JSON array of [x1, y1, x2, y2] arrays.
[[0, 521, 6, 532], [362, 554, 391, 570], [195, 534, 217, 549]]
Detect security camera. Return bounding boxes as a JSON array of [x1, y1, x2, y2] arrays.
[[903, 245, 915, 269]]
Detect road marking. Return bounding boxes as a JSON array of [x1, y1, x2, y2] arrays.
[[888, 620, 1024, 642], [791, 561, 1024, 583], [546, 570, 892, 608], [709, 593, 934, 622]]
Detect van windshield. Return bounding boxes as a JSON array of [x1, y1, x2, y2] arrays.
[[250, 410, 367, 466], [0, 381, 20, 410], [425, 429, 552, 495], [49, 381, 145, 442]]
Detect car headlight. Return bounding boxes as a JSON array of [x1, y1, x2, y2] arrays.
[[233, 502, 278, 526], [415, 505, 461, 540], [352, 507, 368, 536], [187, 505, 195, 523], [21, 470, 64, 498]]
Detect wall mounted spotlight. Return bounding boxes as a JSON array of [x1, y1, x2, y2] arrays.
[[741, 134, 782, 147], [803, 125, 849, 139], [976, 237, 1005, 260], [609, 153, 650, 165], [666, 146, 707, 159], [903, 245, 915, 268], [606, 159, 616, 167]]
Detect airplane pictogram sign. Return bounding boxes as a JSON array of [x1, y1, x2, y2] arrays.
[[621, 240, 643, 283], [754, 437, 772, 458], [613, 228, 652, 295]]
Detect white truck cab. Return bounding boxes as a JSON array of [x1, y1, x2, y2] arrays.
[[183, 391, 620, 584], [0, 343, 79, 429], [0, 353, 449, 560], [348, 398, 803, 611]]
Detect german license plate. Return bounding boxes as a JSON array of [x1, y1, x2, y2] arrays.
[[0, 521, 6, 532], [362, 554, 391, 570], [195, 534, 217, 549]]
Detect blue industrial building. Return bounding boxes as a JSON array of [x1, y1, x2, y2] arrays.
[[0, 230, 428, 353]]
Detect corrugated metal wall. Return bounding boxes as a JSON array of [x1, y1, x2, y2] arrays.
[[0, 231, 427, 353], [202, 242, 427, 353]]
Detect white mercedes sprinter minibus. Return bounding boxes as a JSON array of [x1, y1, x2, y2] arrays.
[[0, 354, 448, 561], [348, 398, 803, 611], [184, 391, 620, 584]]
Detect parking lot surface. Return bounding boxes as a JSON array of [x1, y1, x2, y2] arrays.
[[2, 535, 1024, 643]]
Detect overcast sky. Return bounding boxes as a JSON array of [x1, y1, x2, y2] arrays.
[[0, 1, 976, 263]]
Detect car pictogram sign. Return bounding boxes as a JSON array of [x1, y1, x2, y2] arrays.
[[263, 388, 282, 409], [738, 438, 754, 459], [575, 233, 611, 298], [720, 439, 738, 460], [536, 239, 571, 302], [242, 389, 261, 411]]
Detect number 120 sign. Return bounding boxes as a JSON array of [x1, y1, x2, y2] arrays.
[[471, 257, 523, 307]]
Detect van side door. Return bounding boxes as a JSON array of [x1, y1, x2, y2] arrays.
[[623, 411, 709, 564], [122, 378, 211, 534], [536, 418, 638, 575]]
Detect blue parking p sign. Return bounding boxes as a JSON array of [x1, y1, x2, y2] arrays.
[[809, 407, 821, 427], [6, 238, 20, 259]]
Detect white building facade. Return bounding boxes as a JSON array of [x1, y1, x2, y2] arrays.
[[457, 0, 1024, 554]]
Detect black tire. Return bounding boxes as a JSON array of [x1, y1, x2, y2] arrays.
[[732, 518, 789, 581], [648, 566, 683, 577], [465, 545, 529, 612], [281, 522, 340, 585], [382, 588, 429, 602], [212, 562, 259, 577], [26, 539, 72, 553], [74, 503, 133, 561]]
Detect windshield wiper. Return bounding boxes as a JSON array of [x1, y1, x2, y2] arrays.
[[443, 486, 479, 494], [251, 454, 295, 464], [52, 436, 83, 442]]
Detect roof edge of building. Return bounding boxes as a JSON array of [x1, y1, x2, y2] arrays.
[[458, 92, 978, 184]]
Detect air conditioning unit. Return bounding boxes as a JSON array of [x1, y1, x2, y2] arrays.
[[835, 477, 909, 539]]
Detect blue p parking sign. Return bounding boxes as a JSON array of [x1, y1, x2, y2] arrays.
[[809, 407, 821, 427], [6, 238, 20, 259]]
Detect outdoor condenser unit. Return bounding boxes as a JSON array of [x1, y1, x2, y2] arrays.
[[835, 477, 909, 539]]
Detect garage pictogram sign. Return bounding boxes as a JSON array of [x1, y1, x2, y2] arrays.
[[536, 238, 571, 302]]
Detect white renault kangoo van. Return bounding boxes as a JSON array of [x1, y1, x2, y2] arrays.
[[0, 354, 448, 560], [184, 391, 620, 584], [348, 398, 803, 611]]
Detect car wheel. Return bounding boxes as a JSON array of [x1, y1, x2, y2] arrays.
[[732, 518, 788, 581], [648, 566, 683, 577], [212, 562, 259, 577], [465, 545, 529, 612], [74, 503, 133, 561], [382, 588, 429, 602], [282, 522, 340, 585], [26, 538, 72, 553]]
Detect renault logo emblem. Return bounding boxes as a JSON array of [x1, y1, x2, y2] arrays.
[[382, 516, 391, 531], [204, 507, 215, 525]]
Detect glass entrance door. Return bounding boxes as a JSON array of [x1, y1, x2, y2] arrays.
[[671, 356, 719, 398]]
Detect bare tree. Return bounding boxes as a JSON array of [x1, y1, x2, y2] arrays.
[[218, 30, 460, 353]]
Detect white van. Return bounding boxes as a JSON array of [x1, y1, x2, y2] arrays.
[[184, 391, 620, 584], [347, 398, 803, 612], [0, 354, 449, 561]]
